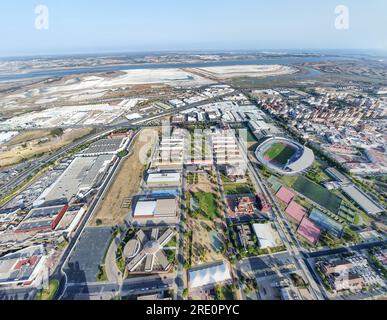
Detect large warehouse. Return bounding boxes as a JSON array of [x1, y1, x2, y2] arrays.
[[255, 137, 315, 176], [341, 185, 384, 216], [133, 197, 177, 219], [34, 155, 115, 207], [146, 172, 181, 186]]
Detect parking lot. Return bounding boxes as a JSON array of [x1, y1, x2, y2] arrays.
[[64, 227, 114, 284]]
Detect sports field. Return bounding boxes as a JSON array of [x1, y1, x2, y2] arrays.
[[292, 176, 342, 214], [263, 142, 297, 166]]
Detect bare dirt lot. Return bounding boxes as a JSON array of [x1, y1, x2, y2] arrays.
[[0, 128, 93, 168], [90, 128, 158, 227], [190, 218, 225, 265], [188, 172, 217, 193]]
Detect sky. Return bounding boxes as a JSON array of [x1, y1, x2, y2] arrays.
[[0, 0, 386, 57]]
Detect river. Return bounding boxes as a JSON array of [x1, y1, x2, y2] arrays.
[[0, 56, 347, 82]]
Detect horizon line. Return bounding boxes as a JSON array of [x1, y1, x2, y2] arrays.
[[1, 48, 387, 60]]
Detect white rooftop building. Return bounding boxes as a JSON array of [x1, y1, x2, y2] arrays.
[[189, 261, 232, 289], [146, 172, 181, 186], [252, 223, 282, 249]]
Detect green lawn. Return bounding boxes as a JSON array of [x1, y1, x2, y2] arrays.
[[97, 265, 108, 282], [264, 143, 297, 166], [223, 183, 255, 195], [192, 192, 219, 219], [292, 176, 342, 214], [35, 280, 60, 300], [216, 285, 235, 300]]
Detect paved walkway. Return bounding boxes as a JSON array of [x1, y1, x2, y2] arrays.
[[105, 232, 124, 285]]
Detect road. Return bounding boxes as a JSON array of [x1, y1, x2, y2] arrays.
[[305, 240, 387, 259], [53, 132, 139, 300], [175, 168, 187, 300], [236, 134, 326, 300], [62, 275, 175, 300], [0, 129, 114, 197]]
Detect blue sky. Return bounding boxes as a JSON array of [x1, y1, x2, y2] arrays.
[[0, 0, 386, 56]]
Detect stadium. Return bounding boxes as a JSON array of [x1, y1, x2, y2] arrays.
[[255, 137, 315, 176]]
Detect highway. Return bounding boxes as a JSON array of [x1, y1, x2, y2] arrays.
[[305, 240, 387, 259], [0, 92, 237, 199], [0, 129, 114, 197]]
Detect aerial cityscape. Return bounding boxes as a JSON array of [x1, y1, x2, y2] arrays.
[[0, 1, 386, 307]]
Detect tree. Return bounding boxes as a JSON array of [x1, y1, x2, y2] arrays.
[[183, 289, 189, 299], [50, 128, 64, 137]]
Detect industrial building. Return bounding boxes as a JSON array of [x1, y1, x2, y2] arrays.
[[82, 136, 129, 156], [34, 155, 115, 207], [146, 172, 181, 187], [16, 205, 69, 234], [0, 246, 46, 287], [133, 197, 178, 220], [15, 204, 86, 237]]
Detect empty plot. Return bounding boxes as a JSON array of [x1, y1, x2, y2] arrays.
[[91, 129, 158, 226], [0, 128, 93, 168]]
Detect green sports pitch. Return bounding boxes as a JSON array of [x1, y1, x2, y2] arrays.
[[263, 142, 297, 166], [291, 176, 342, 214]]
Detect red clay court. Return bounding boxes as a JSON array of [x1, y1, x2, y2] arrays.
[[297, 218, 321, 244], [285, 201, 307, 224], [276, 186, 295, 205]]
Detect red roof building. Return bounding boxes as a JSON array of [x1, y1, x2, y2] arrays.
[[227, 197, 256, 217], [257, 194, 271, 213]]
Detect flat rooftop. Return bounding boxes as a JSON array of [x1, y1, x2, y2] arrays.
[[252, 223, 282, 249], [0, 246, 45, 285], [146, 172, 181, 184], [189, 261, 232, 289], [83, 137, 125, 155], [341, 185, 384, 215], [35, 155, 114, 206], [133, 198, 177, 218]]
